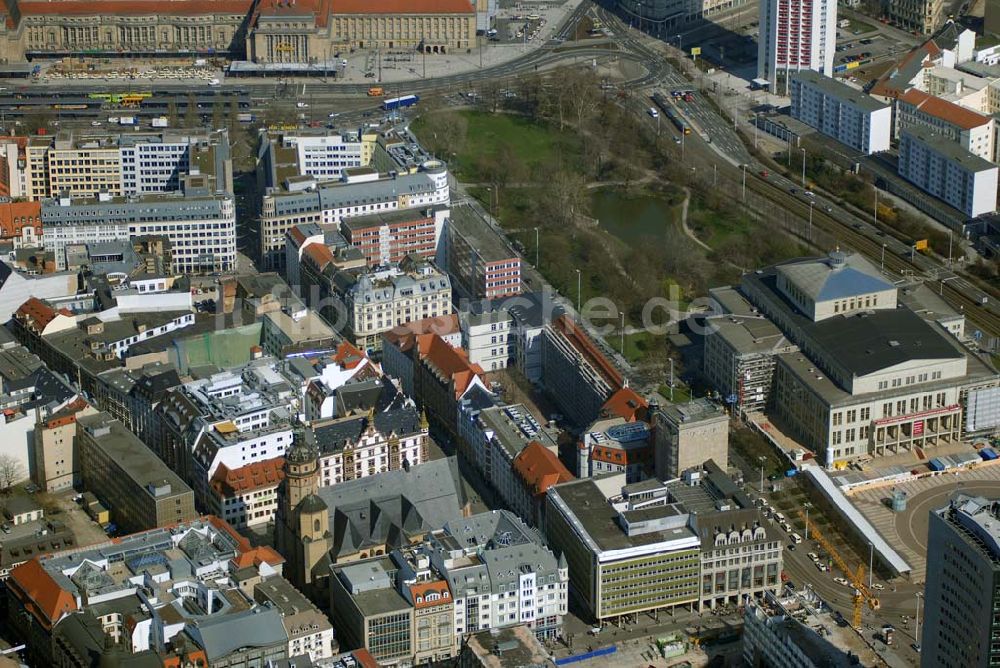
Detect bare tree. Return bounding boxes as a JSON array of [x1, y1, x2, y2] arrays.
[[0, 454, 23, 495]]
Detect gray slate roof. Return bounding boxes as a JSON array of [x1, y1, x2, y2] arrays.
[[776, 252, 892, 302], [316, 457, 466, 561], [804, 308, 964, 377], [186, 605, 288, 661]]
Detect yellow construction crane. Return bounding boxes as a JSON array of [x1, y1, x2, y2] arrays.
[[799, 510, 879, 628]]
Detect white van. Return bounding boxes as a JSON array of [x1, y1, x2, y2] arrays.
[[648, 107, 659, 118], [790, 533, 803, 544]]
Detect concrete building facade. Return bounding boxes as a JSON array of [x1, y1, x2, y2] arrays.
[[898, 126, 999, 217], [758, 0, 837, 91], [790, 70, 892, 154], [922, 494, 1000, 668], [76, 413, 197, 534]]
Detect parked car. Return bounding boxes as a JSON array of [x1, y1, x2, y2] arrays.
[[807, 552, 820, 561], [834, 577, 850, 587]]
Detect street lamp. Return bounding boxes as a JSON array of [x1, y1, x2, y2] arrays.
[[800, 148, 806, 187], [742, 164, 747, 202], [676, 34, 683, 53], [915, 592, 923, 648], [533, 226, 540, 268], [880, 243, 887, 272], [575, 269, 582, 319], [758, 456, 766, 492], [808, 201, 814, 241], [868, 542, 874, 589], [620, 311, 625, 355], [803, 502, 812, 541]]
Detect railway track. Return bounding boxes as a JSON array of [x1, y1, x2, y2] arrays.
[[744, 172, 1000, 338]]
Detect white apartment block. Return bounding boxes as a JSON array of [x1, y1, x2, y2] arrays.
[[758, 0, 836, 91], [41, 191, 237, 273], [898, 126, 998, 217], [790, 70, 892, 154], [460, 308, 514, 372], [897, 88, 996, 161], [258, 161, 450, 272]]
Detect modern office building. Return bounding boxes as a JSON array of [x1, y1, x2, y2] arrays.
[[459, 307, 514, 372], [789, 70, 892, 154], [652, 398, 729, 481], [442, 204, 521, 300], [340, 206, 448, 266], [897, 89, 996, 162], [922, 494, 1000, 667], [256, 128, 377, 189], [258, 161, 449, 272], [545, 461, 782, 621], [898, 126, 999, 217], [758, 0, 837, 91], [76, 412, 197, 534], [21, 130, 232, 201], [41, 182, 237, 273]]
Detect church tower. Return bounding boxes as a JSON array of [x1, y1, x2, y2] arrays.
[[275, 428, 331, 599]]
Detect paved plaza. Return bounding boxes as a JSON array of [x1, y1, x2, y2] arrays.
[[848, 462, 1000, 583]]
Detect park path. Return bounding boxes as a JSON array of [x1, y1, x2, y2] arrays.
[[678, 186, 712, 252]]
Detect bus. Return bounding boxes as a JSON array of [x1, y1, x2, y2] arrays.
[[382, 94, 419, 110]]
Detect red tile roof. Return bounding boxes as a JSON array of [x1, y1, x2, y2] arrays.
[[15, 297, 59, 332], [331, 340, 367, 370], [353, 650, 380, 668], [601, 387, 648, 422], [14, 0, 254, 17], [8, 559, 76, 630], [409, 580, 452, 609], [418, 333, 484, 398], [232, 545, 285, 570], [302, 242, 335, 270], [332, 0, 473, 14], [551, 315, 623, 390], [210, 457, 285, 497], [513, 441, 573, 497], [899, 89, 990, 130], [387, 313, 460, 340], [258, 0, 331, 27], [0, 200, 40, 239], [590, 444, 652, 466], [288, 225, 310, 246]]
